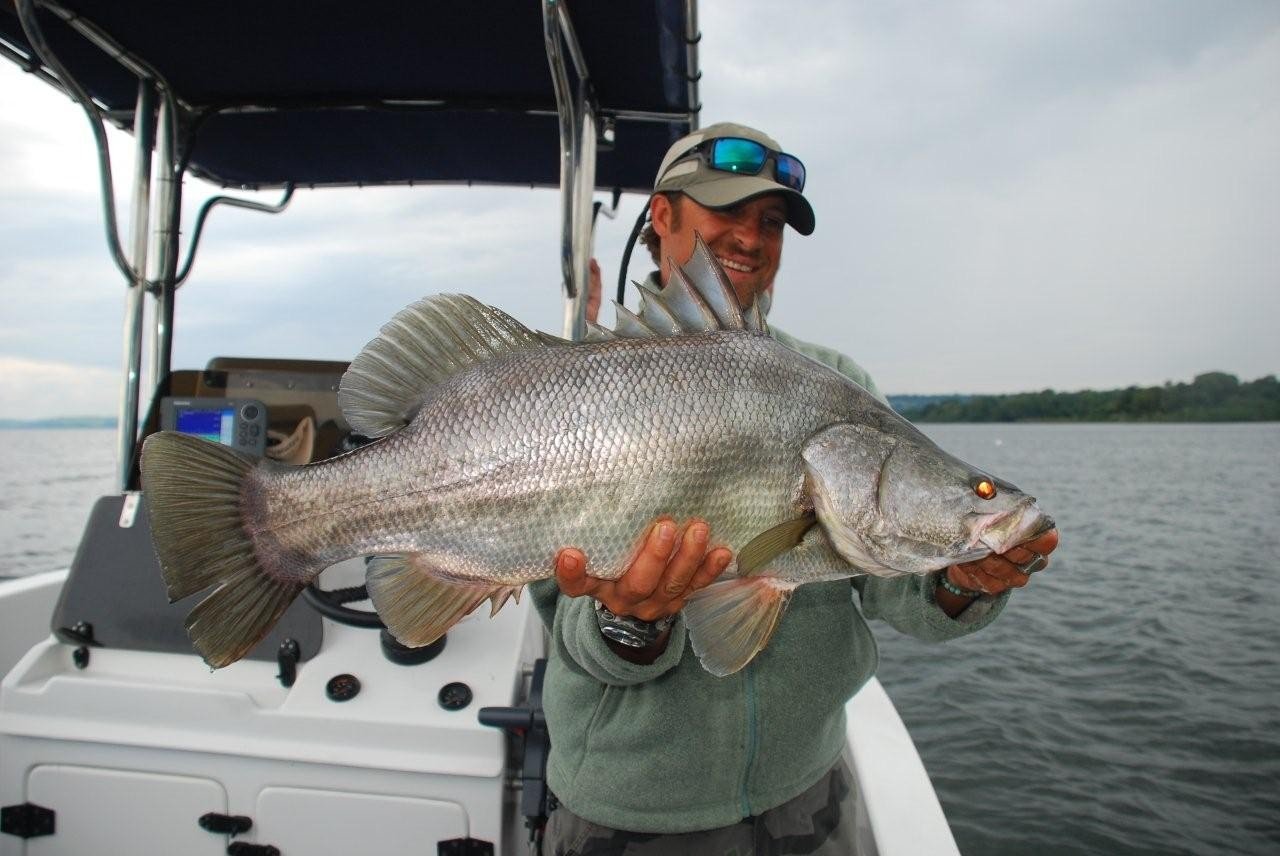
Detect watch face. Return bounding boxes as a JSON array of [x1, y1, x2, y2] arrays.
[[595, 600, 672, 648], [600, 624, 647, 648]]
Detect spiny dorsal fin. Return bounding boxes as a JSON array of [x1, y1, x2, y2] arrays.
[[339, 293, 553, 437], [636, 280, 684, 335], [603, 233, 768, 339], [681, 235, 748, 329], [582, 322, 618, 342], [612, 301, 659, 338]]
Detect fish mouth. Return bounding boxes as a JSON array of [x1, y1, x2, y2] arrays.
[[972, 502, 1054, 555]]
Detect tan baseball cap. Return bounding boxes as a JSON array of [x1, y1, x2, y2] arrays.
[[653, 122, 815, 235]]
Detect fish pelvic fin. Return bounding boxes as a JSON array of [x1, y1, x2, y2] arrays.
[[607, 233, 769, 339], [140, 431, 307, 669], [366, 554, 524, 648], [683, 576, 797, 677], [339, 294, 557, 438]]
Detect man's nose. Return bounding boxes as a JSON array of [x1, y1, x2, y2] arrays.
[[731, 216, 763, 249]]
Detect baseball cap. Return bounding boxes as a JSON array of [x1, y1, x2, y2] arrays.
[[653, 122, 815, 235]]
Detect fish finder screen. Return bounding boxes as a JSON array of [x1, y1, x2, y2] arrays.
[[175, 407, 235, 445]]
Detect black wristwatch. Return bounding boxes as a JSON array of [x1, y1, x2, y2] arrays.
[[594, 600, 675, 649]]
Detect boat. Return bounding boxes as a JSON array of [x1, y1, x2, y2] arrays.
[[0, 2, 960, 853]]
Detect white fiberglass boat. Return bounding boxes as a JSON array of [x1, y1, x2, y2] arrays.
[[0, 2, 959, 853]]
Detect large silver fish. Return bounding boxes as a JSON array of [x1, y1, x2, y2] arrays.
[[141, 238, 1052, 675]]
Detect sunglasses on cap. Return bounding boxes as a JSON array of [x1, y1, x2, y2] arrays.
[[672, 136, 806, 193]]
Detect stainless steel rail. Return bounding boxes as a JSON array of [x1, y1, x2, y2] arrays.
[[119, 81, 155, 490]]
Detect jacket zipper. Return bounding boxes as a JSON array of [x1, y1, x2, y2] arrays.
[[739, 664, 759, 816]]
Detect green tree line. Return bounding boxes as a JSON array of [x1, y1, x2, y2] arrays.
[[901, 372, 1280, 422]]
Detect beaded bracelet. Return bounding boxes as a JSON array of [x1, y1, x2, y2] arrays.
[[938, 574, 982, 599]]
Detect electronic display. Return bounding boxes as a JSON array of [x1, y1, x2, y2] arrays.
[[159, 397, 268, 456]]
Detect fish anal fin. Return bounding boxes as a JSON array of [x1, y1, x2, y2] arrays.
[[684, 577, 796, 677], [737, 513, 818, 576], [365, 554, 523, 648]]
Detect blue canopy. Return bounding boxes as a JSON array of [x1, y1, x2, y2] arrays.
[[0, 0, 698, 191]]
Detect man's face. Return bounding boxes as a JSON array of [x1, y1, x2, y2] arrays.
[[651, 193, 787, 309]]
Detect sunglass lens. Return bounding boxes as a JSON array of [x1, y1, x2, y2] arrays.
[[774, 155, 806, 192], [710, 138, 768, 174]]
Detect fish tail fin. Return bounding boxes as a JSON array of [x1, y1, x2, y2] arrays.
[[141, 431, 306, 668], [366, 554, 524, 647], [683, 577, 797, 677]]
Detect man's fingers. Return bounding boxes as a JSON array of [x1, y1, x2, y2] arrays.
[[554, 548, 597, 596], [656, 520, 712, 599], [616, 518, 679, 601], [688, 547, 733, 592]]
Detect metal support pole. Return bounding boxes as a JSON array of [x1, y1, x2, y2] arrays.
[[565, 96, 596, 342], [685, 0, 702, 129], [544, 0, 598, 342], [150, 93, 181, 393], [117, 81, 156, 491]]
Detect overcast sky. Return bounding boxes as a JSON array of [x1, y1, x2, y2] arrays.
[[1, 0, 1277, 419]]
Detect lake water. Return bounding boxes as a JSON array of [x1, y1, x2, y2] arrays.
[[1, 423, 1278, 854]]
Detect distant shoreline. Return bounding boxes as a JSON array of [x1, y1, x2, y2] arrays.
[[896, 372, 1279, 423], [3, 371, 1275, 427], [0, 417, 115, 430]]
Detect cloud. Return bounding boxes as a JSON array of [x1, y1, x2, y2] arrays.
[[0, 356, 119, 419], [0, 1, 1276, 415]]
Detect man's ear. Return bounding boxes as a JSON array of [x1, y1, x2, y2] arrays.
[[650, 193, 673, 239]]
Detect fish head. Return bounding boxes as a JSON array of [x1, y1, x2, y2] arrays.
[[802, 422, 1053, 576]]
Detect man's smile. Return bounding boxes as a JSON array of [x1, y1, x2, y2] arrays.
[[716, 256, 758, 274]]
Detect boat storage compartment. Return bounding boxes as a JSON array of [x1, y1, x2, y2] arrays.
[[255, 787, 467, 853], [21, 766, 227, 855]]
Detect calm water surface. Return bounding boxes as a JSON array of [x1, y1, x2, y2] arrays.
[[877, 423, 1280, 856], [0, 428, 115, 577], [2, 423, 1278, 854]]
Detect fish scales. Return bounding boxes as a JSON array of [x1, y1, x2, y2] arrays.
[[249, 331, 856, 587]]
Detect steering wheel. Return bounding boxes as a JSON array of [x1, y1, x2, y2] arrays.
[[302, 582, 385, 628], [303, 578, 448, 665]]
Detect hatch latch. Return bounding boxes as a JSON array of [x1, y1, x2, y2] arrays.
[[1, 802, 55, 839], [438, 839, 495, 856]]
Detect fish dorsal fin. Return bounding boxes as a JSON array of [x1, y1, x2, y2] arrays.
[[602, 234, 768, 339], [682, 234, 748, 330], [636, 280, 684, 335], [582, 322, 618, 342], [611, 301, 659, 338], [339, 293, 552, 437]]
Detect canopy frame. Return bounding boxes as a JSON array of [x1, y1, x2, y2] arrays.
[[6, 0, 700, 487]]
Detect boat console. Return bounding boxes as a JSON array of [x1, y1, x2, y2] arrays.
[[2, 356, 548, 855]]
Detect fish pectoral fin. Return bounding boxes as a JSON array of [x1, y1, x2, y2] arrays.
[[737, 514, 818, 576], [683, 577, 797, 677], [365, 554, 523, 648]]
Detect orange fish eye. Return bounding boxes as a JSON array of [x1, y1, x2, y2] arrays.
[[973, 479, 997, 500]]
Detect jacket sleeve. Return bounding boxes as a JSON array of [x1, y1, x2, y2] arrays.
[[852, 572, 1008, 642], [528, 578, 689, 686]]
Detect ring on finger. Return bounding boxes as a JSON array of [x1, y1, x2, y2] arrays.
[[1017, 551, 1047, 575]]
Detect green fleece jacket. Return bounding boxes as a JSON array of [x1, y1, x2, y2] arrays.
[[529, 325, 1009, 834]]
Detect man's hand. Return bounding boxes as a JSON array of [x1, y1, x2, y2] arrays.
[[936, 528, 1060, 615], [586, 258, 602, 324], [553, 517, 732, 621]]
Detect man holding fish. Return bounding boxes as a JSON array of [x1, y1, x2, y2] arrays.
[[141, 121, 1059, 856], [535, 123, 1060, 854]]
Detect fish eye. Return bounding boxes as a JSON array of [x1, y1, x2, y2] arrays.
[[972, 478, 997, 500]]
